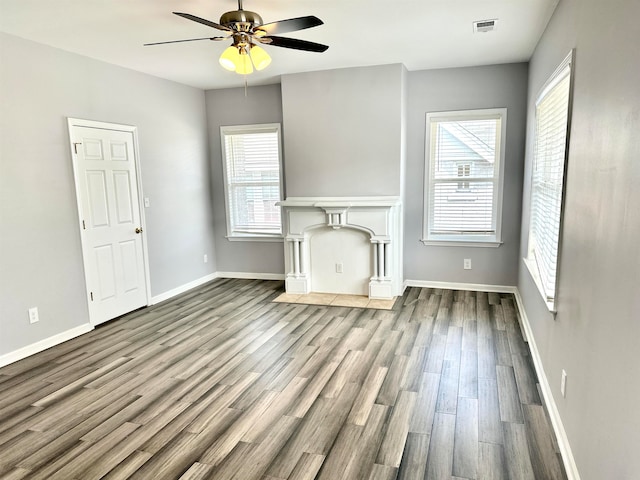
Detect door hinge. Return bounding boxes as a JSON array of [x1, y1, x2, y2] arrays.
[[90, 292, 93, 301], [73, 142, 82, 154], [82, 220, 86, 230]]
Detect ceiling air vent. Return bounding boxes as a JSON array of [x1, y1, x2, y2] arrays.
[[473, 19, 497, 33]]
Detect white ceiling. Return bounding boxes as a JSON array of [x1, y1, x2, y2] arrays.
[[0, 0, 559, 90]]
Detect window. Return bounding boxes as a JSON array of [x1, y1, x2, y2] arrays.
[[220, 123, 283, 239], [526, 52, 573, 311], [457, 164, 471, 190], [423, 108, 507, 246]]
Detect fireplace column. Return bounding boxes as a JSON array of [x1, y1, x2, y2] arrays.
[[285, 237, 310, 294], [372, 240, 390, 280], [370, 239, 393, 298], [292, 238, 301, 276]]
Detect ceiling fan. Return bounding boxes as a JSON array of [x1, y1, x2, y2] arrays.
[[144, 0, 328, 75]]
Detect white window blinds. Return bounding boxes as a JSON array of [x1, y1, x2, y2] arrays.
[[221, 124, 283, 236], [424, 109, 506, 244], [528, 55, 572, 306]]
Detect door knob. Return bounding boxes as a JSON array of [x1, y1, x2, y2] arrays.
[[135, 227, 143, 234]]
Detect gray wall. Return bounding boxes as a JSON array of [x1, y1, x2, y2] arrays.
[[205, 84, 284, 274], [281, 64, 405, 197], [404, 63, 528, 286], [0, 33, 215, 355], [518, 0, 640, 478]]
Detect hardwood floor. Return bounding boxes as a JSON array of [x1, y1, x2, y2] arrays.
[[0, 279, 567, 480]]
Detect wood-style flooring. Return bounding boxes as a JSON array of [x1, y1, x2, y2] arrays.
[[0, 279, 567, 479]]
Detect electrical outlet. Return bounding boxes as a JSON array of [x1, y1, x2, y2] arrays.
[[336, 263, 343, 273], [204, 254, 208, 263], [464, 258, 472, 270], [561, 369, 567, 397], [28, 307, 39, 324]]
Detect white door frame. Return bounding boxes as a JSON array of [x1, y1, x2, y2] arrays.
[[67, 117, 152, 324]]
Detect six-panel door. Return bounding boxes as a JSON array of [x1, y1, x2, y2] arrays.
[[71, 125, 147, 325]]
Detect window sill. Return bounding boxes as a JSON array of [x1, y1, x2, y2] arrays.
[[226, 235, 284, 243], [523, 257, 557, 314], [421, 239, 502, 248]]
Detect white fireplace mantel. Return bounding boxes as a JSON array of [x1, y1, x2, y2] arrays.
[[277, 196, 403, 299]]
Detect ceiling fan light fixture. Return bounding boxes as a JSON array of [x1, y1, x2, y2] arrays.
[[250, 44, 271, 71], [219, 46, 240, 71], [235, 49, 254, 75], [219, 43, 257, 74]]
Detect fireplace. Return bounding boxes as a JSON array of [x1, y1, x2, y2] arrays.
[[277, 197, 403, 299]]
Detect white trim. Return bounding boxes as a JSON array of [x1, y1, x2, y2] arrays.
[[420, 239, 503, 248], [150, 273, 218, 305], [220, 123, 284, 239], [523, 256, 556, 313], [526, 50, 575, 315], [67, 118, 138, 131], [536, 51, 573, 105], [403, 278, 580, 479], [0, 275, 578, 480], [280, 196, 402, 207], [0, 323, 94, 368], [404, 279, 517, 294], [405, 279, 525, 341], [423, 108, 507, 245], [2, 273, 278, 367], [512, 289, 581, 480], [225, 235, 284, 243], [216, 271, 285, 281], [150, 271, 285, 305]]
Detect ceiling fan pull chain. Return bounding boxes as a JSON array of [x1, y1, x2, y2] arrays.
[[244, 75, 248, 97]]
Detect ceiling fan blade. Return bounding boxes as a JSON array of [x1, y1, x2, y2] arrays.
[[173, 12, 232, 32], [144, 37, 227, 46], [264, 35, 329, 53], [256, 16, 323, 35]]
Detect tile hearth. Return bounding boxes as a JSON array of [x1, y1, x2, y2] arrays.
[[273, 292, 397, 310]]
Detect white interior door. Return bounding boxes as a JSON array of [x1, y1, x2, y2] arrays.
[[69, 120, 149, 325]]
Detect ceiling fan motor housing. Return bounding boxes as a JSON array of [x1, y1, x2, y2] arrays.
[[220, 10, 263, 31]]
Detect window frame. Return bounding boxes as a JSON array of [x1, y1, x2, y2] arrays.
[[220, 123, 284, 241], [524, 51, 574, 313], [422, 108, 507, 247], [457, 163, 471, 190]]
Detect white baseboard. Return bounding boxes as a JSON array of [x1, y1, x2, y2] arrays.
[[0, 276, 579, 480], [404, 278, 579, 479], [404, 279, 518, 294], [1, 271, 282, 368], [150, 271, 285, 305], [513, 289, 581, 480], [216, 271, 285, 281], [151, 272, 219, 305], [404, 279, 527, 340], [0, 323, 94, 368]]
